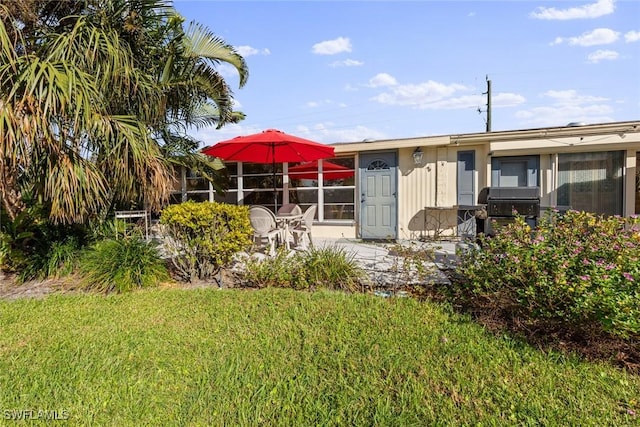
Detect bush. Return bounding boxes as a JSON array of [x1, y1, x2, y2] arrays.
[[0, 207, 87, 282], [303, 246, 367, 292], [456, 210, 640, 338], [242, 249, 309, 290], [241, 246, 367, 292], [18, 236, 83, 283], [0, 208, 40, 274], [160, 201, 253, 282], [79, 238, 168, 293]]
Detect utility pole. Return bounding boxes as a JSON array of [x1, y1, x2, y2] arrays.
[[477, 75, 492, 132], [484, 75, 492, 132]]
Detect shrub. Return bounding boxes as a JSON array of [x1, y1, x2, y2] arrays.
[[241, 246, 367, 292], [0, 207, 87, 282], [456, 210, 640, 338], [160, 201, 253, 282], [0, 208, 40, 274], [303, 246, 367, 292], [18, 236, 83, 283], [242, 249, 309, 290], [79, 238, 168, 293]]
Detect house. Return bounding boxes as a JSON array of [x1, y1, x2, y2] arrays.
[[176, 120, 640, 240]]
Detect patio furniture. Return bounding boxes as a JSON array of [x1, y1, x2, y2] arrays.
[[291, 204, 317, 249], [115, 210, 150, 240], [277, 203, 302, 216], [249, 205, 284, 256], [276, 205, 304, 250]]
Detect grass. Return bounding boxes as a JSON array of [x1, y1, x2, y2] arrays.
[[0, 288, 639, 425]]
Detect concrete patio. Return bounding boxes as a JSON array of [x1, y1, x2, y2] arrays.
[[311, 237, 460, 289]]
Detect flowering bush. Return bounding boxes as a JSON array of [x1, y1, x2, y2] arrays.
[[456, 210, 640, 338]]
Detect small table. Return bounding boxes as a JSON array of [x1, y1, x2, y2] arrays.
[[275, 213, 303, 249]]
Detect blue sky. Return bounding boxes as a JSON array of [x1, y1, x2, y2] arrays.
[[173, 0, 640, 145]]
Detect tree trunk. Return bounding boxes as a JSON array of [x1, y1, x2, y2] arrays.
[[0, 165, 24, 221]]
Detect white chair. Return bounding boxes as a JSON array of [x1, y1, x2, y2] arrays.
[[249, 206, 283, 256], [277, 203, 302, 216], [291, 204, 317, 249]]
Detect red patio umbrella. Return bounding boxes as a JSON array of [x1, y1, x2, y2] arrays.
[[202, 129, 335, 209], [289, 160, 354, 180]]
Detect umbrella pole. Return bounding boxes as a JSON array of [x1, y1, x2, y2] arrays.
[[272, 144, 278, 212]]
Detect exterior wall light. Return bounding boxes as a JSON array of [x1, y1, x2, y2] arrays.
[[412, 147, 423, 165]]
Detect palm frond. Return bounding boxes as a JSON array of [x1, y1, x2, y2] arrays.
[[183, 20, 248, 87]]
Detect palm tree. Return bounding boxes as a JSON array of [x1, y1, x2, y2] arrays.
[[0, 0, 248, 223]]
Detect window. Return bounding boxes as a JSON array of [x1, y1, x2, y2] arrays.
[[491, 155, 539, 187], [170, 168, 212, 203], [367, 159, 390, 170], [241, 163, 282, 212], [186, 169, 209, 191], [172, 157, 356, 222], [323, 188, 355, 220], [323, 157, 355, 221], [289, 156, 356, 221], [558, 151, 623, 216], [214, 163, 238, 204]]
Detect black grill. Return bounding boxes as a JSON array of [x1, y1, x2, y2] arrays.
[[476, 187, 540, 236]]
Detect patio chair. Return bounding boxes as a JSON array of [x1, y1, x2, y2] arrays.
[[291, 204, 317, 249], [277, 203, 302, 216], [249, 206, 283, 256]]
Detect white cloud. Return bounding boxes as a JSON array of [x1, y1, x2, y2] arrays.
[[295, 123, 387, 144], [373, 91, 525, 111], [191, 123, 265, 149], [544, 90, 608, 104], [530, 0, 614, 20], [551, 37, 564, 46], [305, 99, 332, 108], [216, 63, 244, 81], [368, 73, 398, 88], [552, 28, 619, 46], [235, 46, 270, 56], [370, 80, 468, 107], [492, 93, 527, 108], [329, 59, 364, 68], [514, 89, 613, 127], [312, 37, 352, 55], [625, 31, 640, 43], [587, 49, 619, 63]]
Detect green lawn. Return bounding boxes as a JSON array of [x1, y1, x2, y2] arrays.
[[1, 288, 638, 426]]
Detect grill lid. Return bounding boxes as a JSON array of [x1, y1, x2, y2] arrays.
[[486, 186, 540, 200]]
